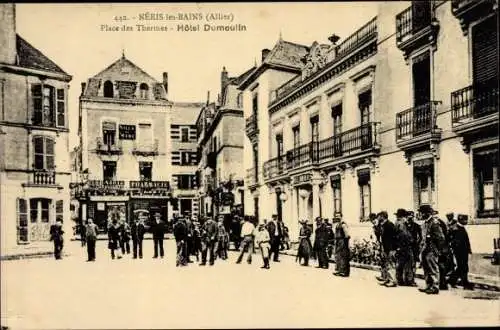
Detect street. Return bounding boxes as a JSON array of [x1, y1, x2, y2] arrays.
[[1, 240, 499, 329]]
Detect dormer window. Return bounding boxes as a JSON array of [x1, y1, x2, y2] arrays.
[[139, 83, 149, 99], [103, 81, 114, 98]]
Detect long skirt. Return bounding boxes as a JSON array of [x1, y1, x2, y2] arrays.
[[297, 238, 312, 261], [335, 238, 350, 275]]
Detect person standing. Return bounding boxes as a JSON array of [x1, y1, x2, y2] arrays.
[[256, 223, 271, 269], [437, 212, 453, 290], [418, 204, 446, 295], [325, 219, 335, 260], [297, 220, 313, 266], [131, 215, 145, 259], [173, 216, 188, 267], [314, 217, 330, 269], [236, 216, 255, 265], [394, 209, 415, 286], [151, 213, 166, 259], [200, 216, 218, 266], [405, 211, 422, 286], [80, 219, 86, 247], [192, 221, 202, 262], [85, 219, 98, 261], [108, 219, 121, 260], [185, 216, 194, 263], [216, 216, 229, 260], [448, 214, 474, 290], [119, 220, 131, 256], [333, 216, 351, 277], [377, 211, 398, 286], [49, 219, 64, 260], [266, 214, 282, 262]]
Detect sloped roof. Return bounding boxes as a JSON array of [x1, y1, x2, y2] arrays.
[[229, 65, 257, 86], [264, 39, 309, 69], [92, 55, 159, 83], [16, 35, 69, 76]]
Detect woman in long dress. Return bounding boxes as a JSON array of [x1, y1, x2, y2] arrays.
[[334, 217, 351, 277], [297, 220, 313, 266]]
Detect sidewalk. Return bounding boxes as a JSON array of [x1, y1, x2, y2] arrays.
[[280, 247, 500, 292]]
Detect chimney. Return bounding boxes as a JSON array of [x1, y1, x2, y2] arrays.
[[221, 66, 229, 94], [81, 82, 86, 96], [261, 49, 271, 62], [162, 72, 168, 96], [0, 4, 17, 65], [206, 90, 210, 106]]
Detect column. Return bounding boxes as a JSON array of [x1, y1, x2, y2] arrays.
[[312, 182, 320, 220], [288, 186, 299, 243]]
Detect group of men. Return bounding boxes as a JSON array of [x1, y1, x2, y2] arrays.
[[371, 204, 473, 294]]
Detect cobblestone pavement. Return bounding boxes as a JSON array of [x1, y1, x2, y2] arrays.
[[2, 241, 499, 328]]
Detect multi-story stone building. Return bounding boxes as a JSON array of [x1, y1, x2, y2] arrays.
[[196, 66, 253, 218], [243, 0, 498, 253], [78, 54, 202, 230], [0, 3, 73, 250]]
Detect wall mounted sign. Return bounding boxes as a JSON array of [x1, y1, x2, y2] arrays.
[[119, 125, 136, 140]]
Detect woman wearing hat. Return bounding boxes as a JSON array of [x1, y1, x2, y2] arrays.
[[297, 220, 313, 266]]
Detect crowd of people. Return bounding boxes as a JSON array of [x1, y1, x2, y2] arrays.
[[52, 204, 475, 296]]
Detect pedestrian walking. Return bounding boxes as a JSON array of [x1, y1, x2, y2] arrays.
[[370, 213, 387, 283], [325, 219, 335, 260], [256, 223, 271, 269], [131, 215, 145, 259], [192, 221, 202, 262], [281, 225, 291, 251], [236, 216, 255, 265], [314, 217, 330, 269], [49, 219, 64, 260], [437, 212, 454, 290], [173, 217, 188, 267], [377, 211, 397, 286], [418, 204, 446, 295], [394, 209, 415, 286], [216, 216, 229, 260], [333, 216, 351, 277], [108, 219, 122, 260], [297, 220, 313, 266], [200, 216, 218, 266], [85, 219, 98, 261], [406, 211, 422, 286], [151, 212, 166, 259], [448, 214, 474, 290], [119, 220, 131, 256], [266, 214, 283, 262]]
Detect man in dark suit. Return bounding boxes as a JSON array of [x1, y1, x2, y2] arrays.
[[448, 214, 474, 290], [405, 211, 422, 286], [266, 214, 283, 262], [49, 220, 64, 260], [173, 217, 188, 267], [131, 215, 146, 259], [200, 216, 218, 266], [151, 212, 166, 259], [418, 204, 446, 295], [313, 217, 330, 269], [378, 211, 398, 287]]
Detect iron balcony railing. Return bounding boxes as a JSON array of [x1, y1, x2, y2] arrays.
[[95, 137, 123, 155], [396, 5, 432, 43], [132, 139, 159, 156], [451, 79, 498, 123], [32, 170, 56, 185], [245, 114, 258, 136], [396, 101, 440, 140], [263, 154, 288, 179], [336, 16, 378, 58], [129, 180, 170, 190]]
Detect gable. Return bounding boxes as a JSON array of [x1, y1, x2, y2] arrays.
[[93, 57, 159, 85]]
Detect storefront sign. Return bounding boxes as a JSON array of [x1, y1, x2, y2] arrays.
[[119, 125, 136, 140]]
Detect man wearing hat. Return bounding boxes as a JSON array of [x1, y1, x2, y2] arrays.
[[370, 213, 387, 282], [405, 211, 421, 285], [377, 211, 398, 287], [297, 220, 313, 266], [49, 219, 64, 260], [173, 215, 188, 267], [151, 212, 166, 259], [394, 209, 415, 286], [236, 216, 256, 265], [313, 217, 330, 269], [266, 214, 283, 262], [448, 214, 473, 290], [418, 204, 446, 294], [333, 215, 351, 277], [200, 216, 218, 266]]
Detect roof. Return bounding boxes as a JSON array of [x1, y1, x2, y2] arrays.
[[92, 55, 159, 83], [229, 66, 257, 86], [16, 35, 69, 76]]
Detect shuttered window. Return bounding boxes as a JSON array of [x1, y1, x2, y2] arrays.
[[56, 89, 66, 127], [17, 198, 29, 243], [56, 200, 64, 223], [472, 14, 498, 87], [33, 136, 55, 170]]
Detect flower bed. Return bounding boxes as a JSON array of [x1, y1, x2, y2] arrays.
[[350, 237, 382, 266]]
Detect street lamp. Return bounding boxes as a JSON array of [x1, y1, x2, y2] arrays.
[[279, 192, 288, 202]]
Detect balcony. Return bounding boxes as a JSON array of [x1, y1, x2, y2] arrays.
[[396, 101, 442, 154], [396, 4, 439, 59], [132, 140, 159, 157], [245, 168, 258, 189], [245, 114, 258, 141], [95, 138, 123, 155], [263, 154, 288, 180], [23, 170, 61, 188], [451, 81, 499, 140], [451, 0, 498, 35]]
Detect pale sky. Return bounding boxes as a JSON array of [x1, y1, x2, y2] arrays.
[[16, 2, 378, 148]]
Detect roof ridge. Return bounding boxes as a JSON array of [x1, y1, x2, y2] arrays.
[[92, 55, 159, 82]]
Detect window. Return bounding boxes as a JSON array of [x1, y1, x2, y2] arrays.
[[33, 136, 55, 170], [103, 80, 114, 98], [412, 52, 431, 107], [138, 123, 152, 146], [331, 175, 342, 216], [32, 84, 65, 128], [332, 103, 343, 135], [181, 127, 189, 142], [237, 92, 243, 108], [292, 125, 300, 149], [413, 159, 435, 209], [139, 83, 149, 99], [310, 116, 319, 143], [56, 200, 64, 223], [103, 161, 117, 181], [56, 89, 65, 127], [253, 144, 259, 178], [358, 169, 371, 221], [30, 198, 50, 224], [102, 121, 117, 146], [17, 198, 28, 243], [474, 149, 499, 218], [276, 134, 283, 157], [411, 1, 431, 33], [359, 90, 372, 125], [139, 162, 152, 181], [176, 174, 197, 189]]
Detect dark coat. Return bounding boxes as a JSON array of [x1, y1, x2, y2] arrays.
[[381, 220, 398, 253], [422, 217, 446, 256], [266, 221, 278, 238], [314, 224, 330, 249], [406, 221, 422, 259], [50, 224, 64, 242], [151, 221, 167, 239], [449, 225, 472, 257], [202, 219, 218, 241], [131, 221, 145, 241], [173, 220, 188, 241], [108, 224, 120, 249]]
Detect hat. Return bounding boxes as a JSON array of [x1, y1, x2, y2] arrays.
[[446, 212, 455, 218], [394, 208, 407, 218], [369, 213, 377, 220], [457, 214, 469, 223], [377, 211, 388, 219], [407, 211, 415, 217], [299, 219, 307, 224], [154, 212, 161, 217], [418, 204, 434, 214]]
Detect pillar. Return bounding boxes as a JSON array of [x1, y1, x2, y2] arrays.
[[312, 182, 320, 220], [288, 186, 299, 243]]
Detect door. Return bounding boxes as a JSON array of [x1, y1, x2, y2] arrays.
[[412, 53, 431, 135]]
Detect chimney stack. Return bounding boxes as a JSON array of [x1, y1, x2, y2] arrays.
[[206, 90, 210, 106], [0, 4, 17, 65], [162, 72, 169, 97], [261, 49, 271, 62], [221, 66, 229, 94], [81, 82, 86, 96]]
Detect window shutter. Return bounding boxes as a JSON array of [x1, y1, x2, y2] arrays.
[[32, 84, 42, 124], [56, 89, 65, 127], [472, 15, 498, 86], [33, 136, 44, 170], [17, 198, 29, 243], [56, 200, 64, 223], [45, 138, 55, 170]]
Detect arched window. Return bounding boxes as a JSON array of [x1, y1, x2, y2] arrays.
[[103, 80, 114, 98], [139, 83, 149, 99]]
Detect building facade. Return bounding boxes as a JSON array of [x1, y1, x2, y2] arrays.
[[243, 0, 498, 253], [196, 67, 253, 219], [0, 3, 73, 250], [78, 54, 202, 230]]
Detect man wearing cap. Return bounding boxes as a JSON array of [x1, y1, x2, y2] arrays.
[[418, 204, 446, 294], [378, 211, 398, 287], [314, 217, 330, 269], [297, 220, 313, 266], [236, 216, 256, 265], [333, 215, 351, 277], [200, 216, 218, 266], [266, 214, 283, 262], [151, 212, 166, 259], [448, 214, 473, 290], [394, 209, 415, 286], [405, 211, 421, 285]]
